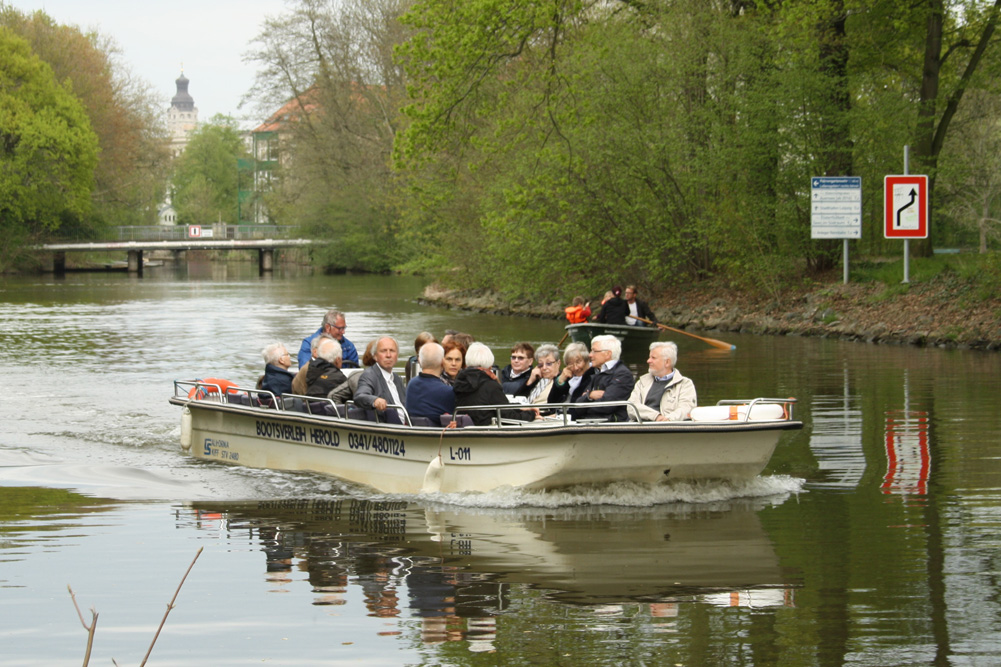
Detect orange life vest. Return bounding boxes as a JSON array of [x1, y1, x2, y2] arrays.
[[564, 305, 591, 324]]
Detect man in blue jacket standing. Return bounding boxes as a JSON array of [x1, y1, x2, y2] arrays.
[[298, 310, 359, 368]]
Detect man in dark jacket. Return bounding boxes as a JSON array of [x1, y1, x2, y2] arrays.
[[454, 343, 537, 426], [572, 335, 636, 422], [499, 341, 535, 397], [354, 336, 407, 423], [623, 285, 657, 326], [306, 338, 347, 397], [260, 342, 295, 396]]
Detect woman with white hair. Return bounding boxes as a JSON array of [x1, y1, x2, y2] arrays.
[[548, 341, 595, 404], [525, 343, 561, 405], [453, 343, 538, 426], [260, 342, 294, 396]]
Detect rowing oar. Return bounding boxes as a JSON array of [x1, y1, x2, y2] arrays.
[[634, 316, 736, 351], [557, 330, 570, 347]]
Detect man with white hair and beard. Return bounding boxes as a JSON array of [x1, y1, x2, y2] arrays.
[[628, 341, 697, 421], [571, 335, 635, 422]]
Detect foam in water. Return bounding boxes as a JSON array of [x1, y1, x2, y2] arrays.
[[370, 474, 807, 509]]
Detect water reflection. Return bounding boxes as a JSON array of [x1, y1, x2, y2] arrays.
[[183, 497, 799, 648]]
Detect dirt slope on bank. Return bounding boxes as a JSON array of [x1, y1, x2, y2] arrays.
[[421, 276, 1001, 350]]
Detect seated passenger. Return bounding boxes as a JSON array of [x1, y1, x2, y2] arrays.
[[628, 341, 697, 421], [260, 342, 295, 396], [405, 342, 456, 422], [499, 342, 535, 397], [594, 286, 628, 324], [548, 342, 595, 404], [306, 338, 347, 398], [623, 284, 657, 327], [572, 335, 636, 422], [328, 339, 375, 403], [440, 340, 466, 387], [564, 296, 592, 324], [405, 331, 436, 383], [354, 337, 407, 423], [297, 309, 359, 369], [292, 332, 335, 395], [525, 344, 561, 405], [453, 343, 537, 426]]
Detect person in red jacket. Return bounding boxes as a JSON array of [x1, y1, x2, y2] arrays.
[[564, 296, 591, 324]]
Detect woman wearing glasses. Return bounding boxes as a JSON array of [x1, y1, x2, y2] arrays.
[[499, 342, 535, 397], [525, 344, 561, 405]]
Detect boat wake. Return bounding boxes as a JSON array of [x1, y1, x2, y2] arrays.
[[369, 474, 806, 509]]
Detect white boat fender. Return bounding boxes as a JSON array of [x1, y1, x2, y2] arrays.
[[690, 403, 786, 422], [180, 407, 193, 450], [421, 454, 444, 494]]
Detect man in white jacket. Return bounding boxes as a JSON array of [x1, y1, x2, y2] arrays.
[[628, 341, 697, 421]]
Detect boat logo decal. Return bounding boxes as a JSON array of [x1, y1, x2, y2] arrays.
[[203, 438, 238, 461]]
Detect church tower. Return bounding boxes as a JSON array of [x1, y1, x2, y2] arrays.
[[167, 70, 198, 157]]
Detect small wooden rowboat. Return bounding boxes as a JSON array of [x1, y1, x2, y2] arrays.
[[170, 380, 801, 495]]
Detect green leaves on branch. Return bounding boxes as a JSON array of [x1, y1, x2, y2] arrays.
[[0, 28, 97, 247]]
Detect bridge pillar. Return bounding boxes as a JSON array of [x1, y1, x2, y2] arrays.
[[53, 251, 66, 276], [259, 248, 274, 275], [128, 249, 144, 276]]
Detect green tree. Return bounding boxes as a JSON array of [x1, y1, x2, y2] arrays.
[[0, 7, 171, 233], [245, 0, 412, 271], [171, 116, 249, 225], [0, 27, 98, 269]]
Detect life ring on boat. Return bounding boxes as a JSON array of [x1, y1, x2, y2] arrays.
[[690, 403, 786, 422], [187, 377, 239, 400]]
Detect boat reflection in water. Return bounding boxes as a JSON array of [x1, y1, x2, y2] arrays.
[[184, 496, 798, 648]]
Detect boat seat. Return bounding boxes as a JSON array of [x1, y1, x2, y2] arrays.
[[347, 406, 369, 421], [282, 397, 307, 412], [226, 393, 252, 406], [309, 401, 344, 417], [410, 416, 435, 427], [440, 414, 473, 428]]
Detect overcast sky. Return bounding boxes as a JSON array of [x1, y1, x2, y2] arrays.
[[11, 0, 281, 124]]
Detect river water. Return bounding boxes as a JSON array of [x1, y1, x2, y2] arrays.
[[1, 262, 1000, 666]]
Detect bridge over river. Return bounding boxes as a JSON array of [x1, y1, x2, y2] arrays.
[[39, 224, 316, 275]]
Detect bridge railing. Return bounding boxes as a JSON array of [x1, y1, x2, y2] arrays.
[[111, 225, 303, 242]]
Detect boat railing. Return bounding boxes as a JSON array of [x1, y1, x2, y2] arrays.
[[454, 400, 645, 427], [173, 380, 280, 408], [714, 397, 797, 422]]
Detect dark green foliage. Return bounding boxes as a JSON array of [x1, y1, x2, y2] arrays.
[[0, 27, 98, 269]]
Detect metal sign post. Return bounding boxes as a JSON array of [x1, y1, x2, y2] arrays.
[[884, 146, 928, 284], [811, 176, 862, 284]]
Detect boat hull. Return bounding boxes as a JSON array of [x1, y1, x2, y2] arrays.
[[171, 397, 801, 494], [565, 323, 661, 359]]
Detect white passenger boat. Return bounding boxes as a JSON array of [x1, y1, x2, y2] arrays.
[[170, 380, 802, 494]]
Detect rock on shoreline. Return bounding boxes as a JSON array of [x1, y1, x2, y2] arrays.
[[420, 280, 1001, 351]]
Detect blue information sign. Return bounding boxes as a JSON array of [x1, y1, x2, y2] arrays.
[[811, 176, 861, 239]]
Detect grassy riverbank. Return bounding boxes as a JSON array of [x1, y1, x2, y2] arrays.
[[422, 255, 1001, 351]]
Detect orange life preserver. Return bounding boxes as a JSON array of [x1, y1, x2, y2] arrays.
[[187, 377, 239, 399], [564, 305, 591, 324]]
